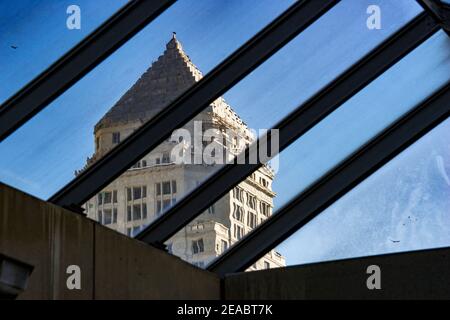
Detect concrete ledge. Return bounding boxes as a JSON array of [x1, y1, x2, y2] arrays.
[[0, 183, 220, 300], [94, 224, 220, 299], [224, 247, 450, 300]]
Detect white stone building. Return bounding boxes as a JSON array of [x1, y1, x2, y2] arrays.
[[82, 35, 285, 270]]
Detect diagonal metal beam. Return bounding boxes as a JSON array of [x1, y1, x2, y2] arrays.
[[0, 0, 176, 143], [208, 81, 450, 277], [49, 0, 340, 209], [417, 0, 450, 34], [136, 12, 438, 245]]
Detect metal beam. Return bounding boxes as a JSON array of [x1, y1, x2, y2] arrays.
[[49, 0, 340, 209], [0, 0, 176, 142], [417, 0, 450, 34], [208, 82, 450, 276], [136, 12, 438, 245]]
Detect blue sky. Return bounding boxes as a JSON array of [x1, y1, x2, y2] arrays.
[[1, 1, 449, 265], [0, 0, 128, 103]]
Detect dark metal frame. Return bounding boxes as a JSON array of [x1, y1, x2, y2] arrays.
[[0, 0, 176, 142], [208, 82, 450, 276], [137, 12, 438, 245], [48, 0, 339, 209], [418, 0, 450, 34], [1, 0, 449, 278]]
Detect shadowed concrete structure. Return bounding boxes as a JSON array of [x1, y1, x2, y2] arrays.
[[0, 182, 219, 300], [224, 248, 450, 300], [2, 181, 450, 299]]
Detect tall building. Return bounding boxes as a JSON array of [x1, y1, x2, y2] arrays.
[[81, 34, 285, 270]]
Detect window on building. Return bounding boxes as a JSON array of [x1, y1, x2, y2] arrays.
[[127, 188, 132, 201], [156, 200, 162, 215], [234, 224, 244, 240], [192, 239, 204, 254], [127, 228, 132, 237], [142, 203, 147, 220], [233, 204, 244, 222], [133, 187, 141, 200], [220, 240, 228, 253], [98, 210, 102, 224], [264, 261, 270, 269], [103, 191, 112, 204], [98, 193, 103, 205], [167, 243, 173, 254], [142, 160, 147, 167], [113, 207, 117, 224], [247, 212, 257, 228], [207, 205, 215, 214], [127, 205, 132, 222], [96, 137, 100, 151], [156, 158, 161, 165], [103, 209, 112, 225], [163, 199, 171, 210], [112, 132, 121, 144], [155, 183, 161, 196], [172, 180, 177, 193], [260, 201, 271, 217], [233, 187, 244, 202], [171, 198, 177, 206], [247, 194, 256, 210], [162, 153, 170, 163], [113, 190, 117, 203], [133, 204, 141, 220], [162, 181, 171, 195]]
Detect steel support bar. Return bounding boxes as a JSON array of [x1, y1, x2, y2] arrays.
[[49, 0, 339, 209], [208, 83, 450, 276], [136, 13, 438, 245], [417, 0, 450, 34], [0, 0, 176, 142]]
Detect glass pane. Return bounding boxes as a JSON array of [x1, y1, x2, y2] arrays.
[[0, 0, 295, 199], [206, 29, 450, 270], [0, 0, 424, 257], [272, 116, 450, 267], [0, 0, 128, 104]]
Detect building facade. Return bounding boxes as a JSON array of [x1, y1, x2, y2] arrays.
[[81, 35, 285, 270]]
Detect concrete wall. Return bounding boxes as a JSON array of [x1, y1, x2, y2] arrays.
[[0, 183, 220, 300], [224, 247, 450, 300]]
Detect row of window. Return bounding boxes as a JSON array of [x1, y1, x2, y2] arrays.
[[97, 182, 177, 206], [98, 190, 118, 205], [127, 203, 148, 221], [232, 187, 271, 216], [155, 180, 177, 196], [249, 173, 269, 188], [131, 153, 172, 168], [126, 186, 147, 201], [98, 208, 118, 225], [233, 203, 261, 228]]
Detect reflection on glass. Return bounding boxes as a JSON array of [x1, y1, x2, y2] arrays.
[[0, 0, 128, 103], [0, 0, 424, 270], [273, 117, 450, 267], [0, 0, 294, 199], [208, 29, 450, 270]]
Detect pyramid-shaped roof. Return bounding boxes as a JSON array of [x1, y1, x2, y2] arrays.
[[95, 33, 203, 132]]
